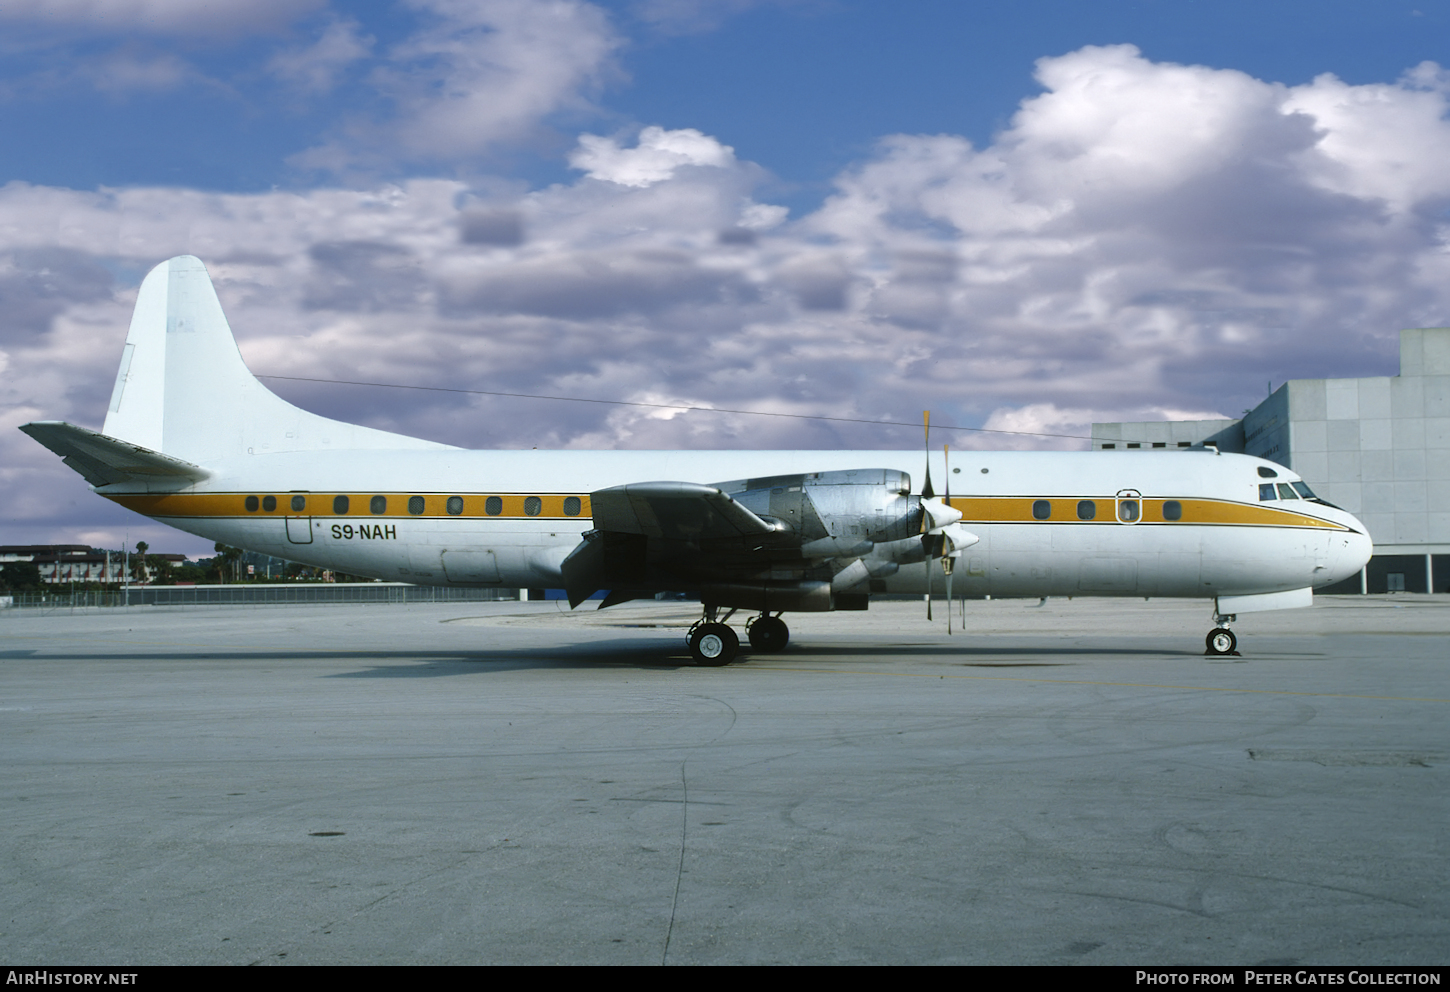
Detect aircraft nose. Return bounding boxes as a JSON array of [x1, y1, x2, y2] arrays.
[[1330, 523, 1374, 584]]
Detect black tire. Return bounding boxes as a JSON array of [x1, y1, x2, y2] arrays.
[[747, 616, 790, 652], [690, 623, 738, 666], [1205, 628, 1237, 655]]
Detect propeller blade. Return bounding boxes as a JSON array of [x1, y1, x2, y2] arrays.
[[944, 441, 951, 508], [946, 561, 953, 635], [921, 411, 935, 502], [925, 557, 932, 621], [923, 411, 933, 621]]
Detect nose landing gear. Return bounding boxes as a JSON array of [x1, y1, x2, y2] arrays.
[[1205, 610, 1240, 656]]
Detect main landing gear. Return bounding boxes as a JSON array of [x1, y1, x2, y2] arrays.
[[686, 609, 791, 665], [746, 613, 790, 653], [1205, 610, 1239, 656]]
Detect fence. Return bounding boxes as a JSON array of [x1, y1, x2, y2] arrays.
[[0, 583, 524, 611]]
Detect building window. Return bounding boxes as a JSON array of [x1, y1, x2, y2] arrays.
[[1387, 573, 1406, 592], [262, 495, 276, 512], [1259, 484, 1277, 501], [1101, 444, 1116, 449], [291, 495, 306, 512], [446, 496, 464, 515], [1127, 443, 1141, 449], [1032, 500, 1051, 520], [485, 496, 502, 516], [524, 496, 542, 516], [370, 495, 387, 514], [245, 495, 259, 512], [1177, 442, 1191, 447], [1152, 442, 1166, 448], [563, 496, 582, 516], [408, 496, 425, 515], [1163, 500, 1182, 521], [1077, 500, 1096, 520], [333, 495, 350, 514]]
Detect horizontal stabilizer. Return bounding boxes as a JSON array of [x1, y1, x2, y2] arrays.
[[20, 421, 210, 487]]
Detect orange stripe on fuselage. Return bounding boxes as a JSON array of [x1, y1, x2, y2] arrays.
[[104, 492, 593, 520], [105, 491, 1348, 531]]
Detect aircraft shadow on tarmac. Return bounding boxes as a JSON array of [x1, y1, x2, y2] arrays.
[[321, 638, 1199, 678], [9, 638, 1200, 676]]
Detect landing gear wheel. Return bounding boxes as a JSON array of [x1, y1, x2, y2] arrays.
[[747, 616, 790, 653], [1205, 628, 1237, 656], [690, 623, 738, 666]]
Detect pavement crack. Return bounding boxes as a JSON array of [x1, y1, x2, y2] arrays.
[[662, 758, 688, 966]]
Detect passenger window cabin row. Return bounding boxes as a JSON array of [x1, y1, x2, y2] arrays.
[[1029, 499, 1181, 522], [241, 494, 584, 516]]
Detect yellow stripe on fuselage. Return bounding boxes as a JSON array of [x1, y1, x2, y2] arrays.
[[105, 492, 593, 521], [105, 491, 1348, 531], [944, 496, 1347, 530]]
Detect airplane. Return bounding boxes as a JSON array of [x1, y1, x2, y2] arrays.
[[21, 255, 1373, 664]]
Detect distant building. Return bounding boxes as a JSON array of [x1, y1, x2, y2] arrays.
[[1093, 328, 1450, 594], [0, 546, 187, 585]]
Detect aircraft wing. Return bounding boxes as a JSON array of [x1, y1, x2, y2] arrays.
[[562, 481, 786, 608], [20, 421, 211, 487], [589, 481, 783, 541]]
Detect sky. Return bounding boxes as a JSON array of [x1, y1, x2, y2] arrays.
[[3, 0, 1450, 556]]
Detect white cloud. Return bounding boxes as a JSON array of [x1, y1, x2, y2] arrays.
[[296, 0, 621, 170], [267, 18, 373, 94], [570, 126, 736, 187]]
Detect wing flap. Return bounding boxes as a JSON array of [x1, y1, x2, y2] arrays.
[[20, 421, 210, 487]]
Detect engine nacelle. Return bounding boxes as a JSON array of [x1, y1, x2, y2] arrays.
[[715, 468, 920, 552]]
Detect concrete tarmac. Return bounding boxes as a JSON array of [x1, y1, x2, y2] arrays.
[[1, 595, 1447, 965]]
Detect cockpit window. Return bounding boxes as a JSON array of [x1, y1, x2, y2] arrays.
[[1257, 466, 1278, 478], [1291, 481, 1316, 499], [1276, 483, 1298, 500], [1259, 484, 1277, 501]]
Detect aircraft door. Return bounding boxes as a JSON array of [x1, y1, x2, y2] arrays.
[[1115, 489, 1142, 524], [285, 515, 313, 544]]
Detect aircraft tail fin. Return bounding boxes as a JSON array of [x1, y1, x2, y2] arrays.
[[99, 255, 452, 466]]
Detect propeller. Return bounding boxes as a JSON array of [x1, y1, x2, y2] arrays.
[[918, 415, 981, 629], [922, 412, 934, 620], [944, 443, 955, 635]]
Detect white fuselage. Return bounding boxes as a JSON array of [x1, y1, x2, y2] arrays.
[[104, 447, 1372, 600]]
